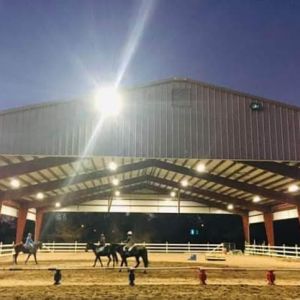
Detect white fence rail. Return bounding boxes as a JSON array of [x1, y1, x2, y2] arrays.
[[245, 244, 300, 259], [0, 242, 223, 257]]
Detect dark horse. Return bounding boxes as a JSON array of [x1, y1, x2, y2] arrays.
[[13, 242, 43, 264], [85, 243, 118, 267], [115, 244, 149, 272]]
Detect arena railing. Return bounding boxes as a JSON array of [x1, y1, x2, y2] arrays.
[[245, 243, 300, 259], [0, 242, 224, 256]]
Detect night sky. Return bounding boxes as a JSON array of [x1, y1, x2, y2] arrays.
[[0, 0, 300, 109]]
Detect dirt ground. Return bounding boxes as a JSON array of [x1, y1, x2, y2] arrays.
[[0, 252, 299, 299]]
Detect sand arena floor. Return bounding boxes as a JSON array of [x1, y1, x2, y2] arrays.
[[0, 252, 300, 299]]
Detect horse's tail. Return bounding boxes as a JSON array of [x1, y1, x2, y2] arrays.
[[142, 248, 149, 268]]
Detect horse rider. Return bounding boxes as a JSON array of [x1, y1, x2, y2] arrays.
[[24, 232, 34, 252], [123, 231, 135, 255], [97, 233, 106, 253]]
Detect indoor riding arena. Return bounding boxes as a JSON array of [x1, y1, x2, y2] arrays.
[[0, 78, 300, 299]]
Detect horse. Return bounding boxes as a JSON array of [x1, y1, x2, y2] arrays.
[[85, 243, 118, 267], [13, 241, 43, 264], [114, 244, 149, 272]]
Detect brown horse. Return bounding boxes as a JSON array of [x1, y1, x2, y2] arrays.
[[13, 242, 43, 264]]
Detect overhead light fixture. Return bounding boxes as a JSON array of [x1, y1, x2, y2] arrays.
[[253, 196, 261, 203], [10, 178, 20, 189], [81, 224, 85, 228], [227, 204, 234, 210], [250, 101, 263, 111], [36, 192, 44, 200], [180, 180, 188, 187], [170, 191, 176, 198], [95, 86, 122, 116], [288, 184, 299, 193], [112, 178, 119, 186], [108, 161, 117, 171], [55, 202, 61, 208], [115, 190, 120, 196], [196, 163, 206, 173]]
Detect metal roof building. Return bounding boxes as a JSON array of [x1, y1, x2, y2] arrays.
[[0, 78, 299, 245]]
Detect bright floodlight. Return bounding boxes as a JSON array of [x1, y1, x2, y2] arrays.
[[36, 192, 44, 200], [108, 161, 118, 171], [10, 178, 20, 189], [227, 204, 234, 210], [115, 190, 120, 196], [55, 202, 61, 208], [170, 191, 176, 198], [288, 184, 299, 193], [253, 195, 261, 203], [180, 180, 188, 187], [112, 178, 119, 186], [95, 86, 122, 116], [196, 163, 206, 173]]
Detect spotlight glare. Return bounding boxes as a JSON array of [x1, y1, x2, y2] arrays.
[[227, 204, 234, 210], [36, 192, 44, 200], [112, 178, 119, 186], [253, 195, 261, 203], [170, 191, 176, 198], [10, 178, 20, 189], [108, 161, 118, 171], [180, 180, 188, 187], [196, 163, 206, 173], [95, 86, 122, 116], [115, 190, 120, 196], [55, 202, 61, 208], [288, 184, 299, 193]]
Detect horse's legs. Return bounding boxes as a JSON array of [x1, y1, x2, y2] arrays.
[[98, 256, 103, 267], [14, 252, 18, 265], [34, 253, 38, 264], [135, 256, 140, 268], [107, 255, 111, 267], [93, 256, 97, 267], [25, 253, 31, 264]]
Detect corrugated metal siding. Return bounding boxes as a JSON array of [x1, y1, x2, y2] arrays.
[[0, 79, 299, 160]]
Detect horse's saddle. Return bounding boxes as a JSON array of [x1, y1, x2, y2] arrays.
[[96, 246, 106, 254]]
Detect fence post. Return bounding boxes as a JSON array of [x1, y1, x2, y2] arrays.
[[75, 241, 77, 253], [188, 242, 190, 253], [166, 241, 168, 253], [295, 244, 298, 258], [283, 244, 286, 257], [11, 242, 15, 254], [268, 244, 271, 256], [0, 242, 2, 255], [52, 241, 55, 253]]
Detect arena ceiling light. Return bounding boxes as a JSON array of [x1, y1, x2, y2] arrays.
[[288, 184, 299, 193], [253, 195, 261, 203], [227, 204, 234, 210], [55, 202, 61, 208], [196, 163, 206, 173], [36, 192, 44, 200], [95, 86, 122, 116], [112, 178, 120, 186], [170, 191, 176, 198], [180, 180, 188, 187], [108, 161, 118, 171], [10, 178, 20, 189], [115, 190, 120, 196]]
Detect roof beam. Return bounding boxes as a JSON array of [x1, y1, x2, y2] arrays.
[[0, 159, 153, 201], [0, 157, 78, 180], [151, 160, 300, 205], [240, 161, 300, 181], [147, 176, 269, 212]]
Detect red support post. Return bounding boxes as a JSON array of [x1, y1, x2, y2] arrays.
[[263, 212, 275, 246], [242, 215, 250, 243], [35, 208, 45, 241], [16, 206, 28, 243]]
